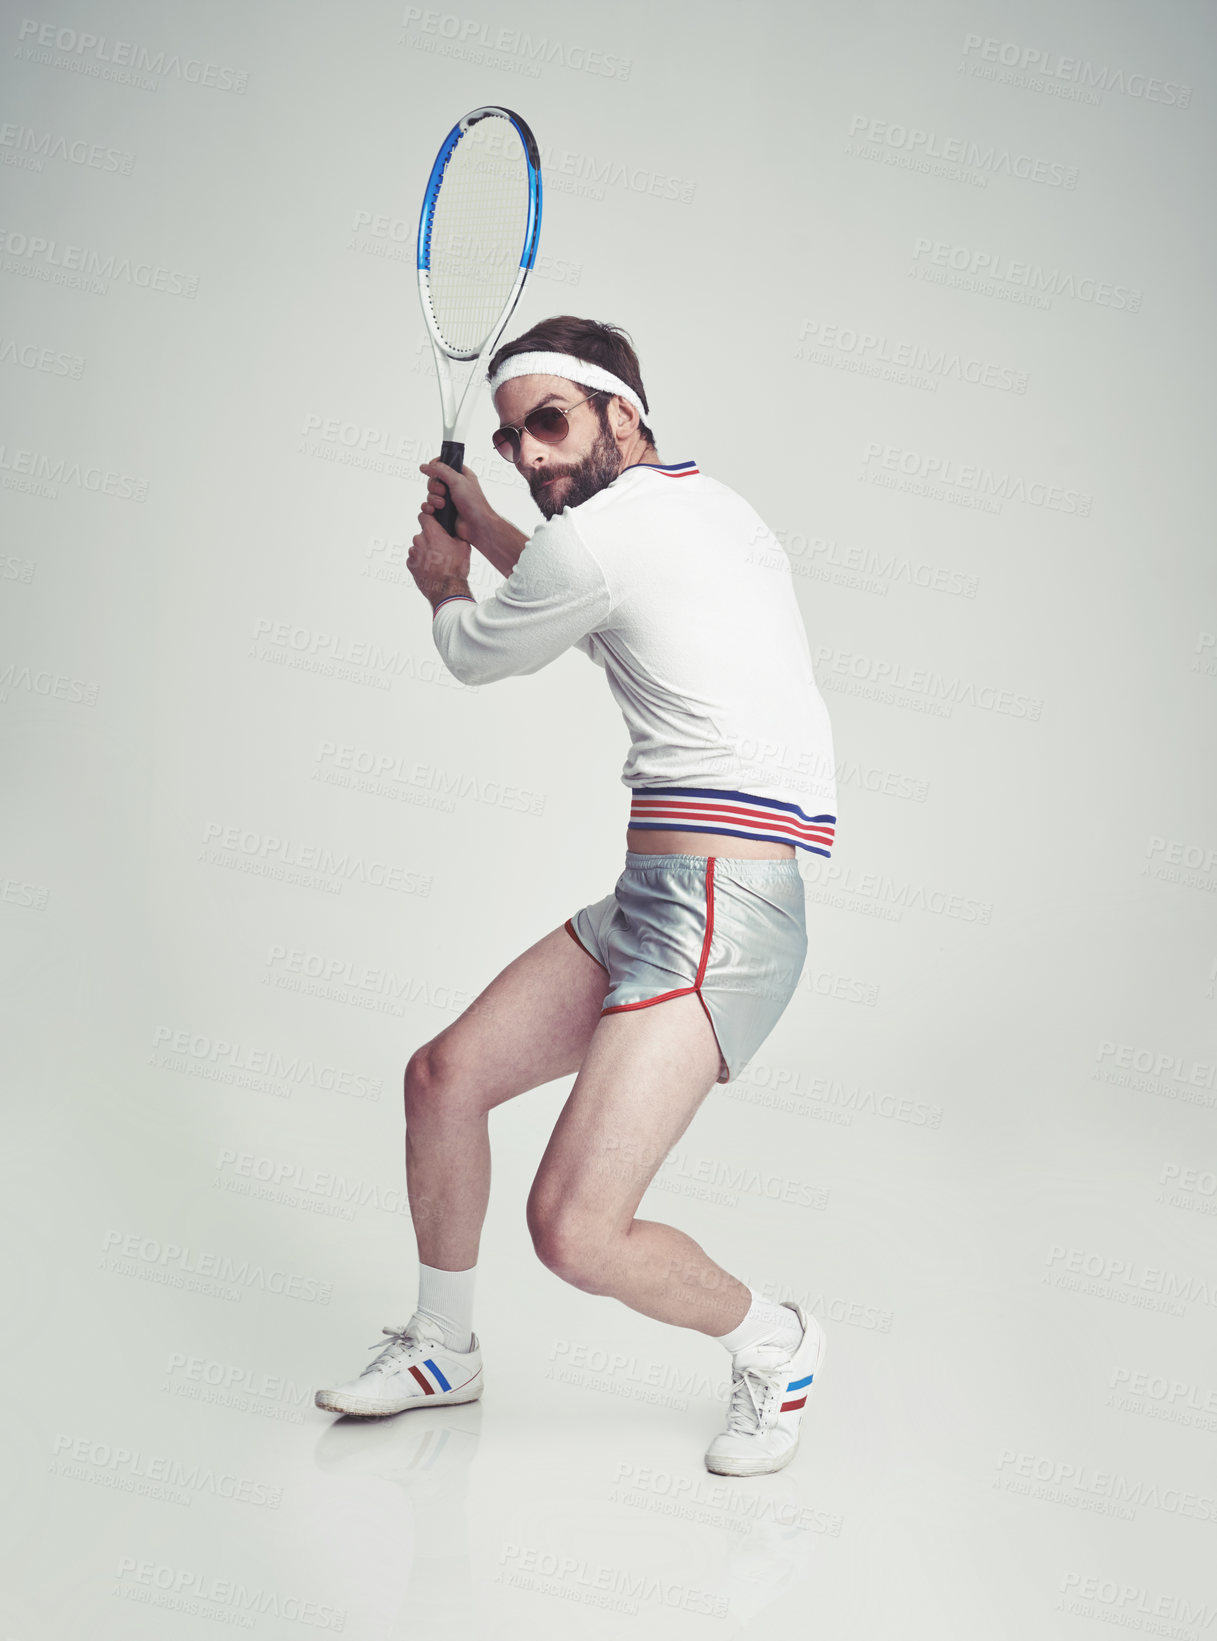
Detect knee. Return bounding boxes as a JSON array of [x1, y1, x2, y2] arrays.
[[403, 1038, 459, 1123], [526, 1194, 615, 1293]]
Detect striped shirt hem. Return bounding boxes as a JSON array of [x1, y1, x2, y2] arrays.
[[628, 785, 835, 857]]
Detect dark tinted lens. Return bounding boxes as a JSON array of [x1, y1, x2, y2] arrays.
[[491, 427, 519, 461], [524, 406, 571, 443]]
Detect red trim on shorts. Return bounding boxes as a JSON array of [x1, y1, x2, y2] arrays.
[[601, 984, 697, 1011], [564, 916, 609, 973], [599, 858, 716, 1018], [693, 855, 715, 986], [598, 857, 728, 1078]]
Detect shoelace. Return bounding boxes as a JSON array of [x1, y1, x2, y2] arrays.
[[724, 1363, 778, 1434], [363, 1323, 421, 1375]]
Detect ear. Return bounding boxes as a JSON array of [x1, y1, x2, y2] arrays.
[[610, 395, 639, 441]]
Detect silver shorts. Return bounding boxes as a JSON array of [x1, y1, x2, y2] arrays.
[[565, 851, 809, 1084]]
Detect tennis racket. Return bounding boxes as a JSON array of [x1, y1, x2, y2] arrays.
[[416, 106, 543, 536]]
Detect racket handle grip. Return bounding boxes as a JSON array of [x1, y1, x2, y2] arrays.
[[435, 440, 465, 537]]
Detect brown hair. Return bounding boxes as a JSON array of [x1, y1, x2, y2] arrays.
[[488, 316, 656, 448]]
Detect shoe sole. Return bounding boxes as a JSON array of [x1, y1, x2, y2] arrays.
[[704, 1316, 827, 1477], [705, 1444, 798, 1477], [315, 1372, 483, 1417]]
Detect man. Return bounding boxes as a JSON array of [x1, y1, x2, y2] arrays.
[[315, 317, 838, 1477]]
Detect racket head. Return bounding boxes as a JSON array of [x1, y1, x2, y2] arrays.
[[417, 106, 542, 364]]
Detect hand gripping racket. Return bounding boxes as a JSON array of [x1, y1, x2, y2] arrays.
[[416, 106, 543, 535]]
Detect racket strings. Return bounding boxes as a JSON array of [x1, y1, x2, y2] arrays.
[[424, 118, 530, 354]]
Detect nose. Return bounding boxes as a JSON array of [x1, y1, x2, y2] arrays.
[[517, 427, 552, 467]]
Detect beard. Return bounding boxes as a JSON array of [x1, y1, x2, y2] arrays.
[[528, 411, 623, 519]]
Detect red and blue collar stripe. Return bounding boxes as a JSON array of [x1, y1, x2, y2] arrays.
[[620, 459, 699, 478]]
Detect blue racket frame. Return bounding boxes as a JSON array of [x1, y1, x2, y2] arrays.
[[415, 106, 543, 534]]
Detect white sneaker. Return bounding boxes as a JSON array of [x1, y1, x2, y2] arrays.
[[704, 1302, 825, 1476], [315, 1315, 483, 1417]]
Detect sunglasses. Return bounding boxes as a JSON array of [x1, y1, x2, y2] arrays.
[[491, 391, 604, 462]]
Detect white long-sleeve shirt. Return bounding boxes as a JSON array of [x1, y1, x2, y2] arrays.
[[431, 459, 837, 855]]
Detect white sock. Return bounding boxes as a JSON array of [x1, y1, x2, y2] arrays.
[[415, 1262, 477, 1352], [714, 1289, 802, 1357]]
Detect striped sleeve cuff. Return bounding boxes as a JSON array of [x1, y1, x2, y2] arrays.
[[431, 593, 477, 618]]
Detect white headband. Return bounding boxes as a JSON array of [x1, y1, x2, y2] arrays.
[[487, 350, 647, 416]]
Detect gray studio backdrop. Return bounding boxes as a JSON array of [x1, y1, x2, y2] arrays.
[[3, 1, 1215, 1637]]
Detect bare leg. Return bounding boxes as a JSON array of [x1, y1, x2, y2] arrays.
[[526, 992, 752, 1337], [403, 923, 611, 1270]]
